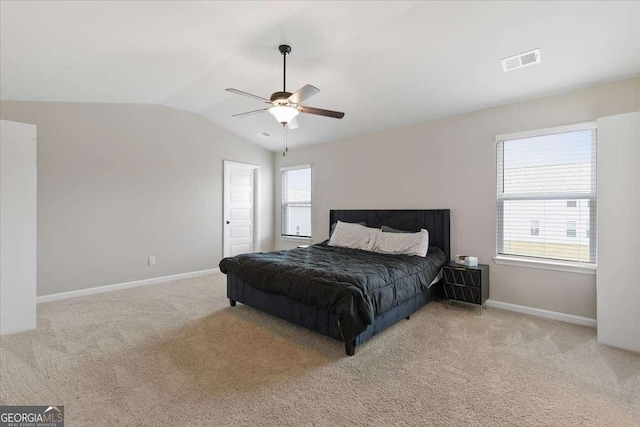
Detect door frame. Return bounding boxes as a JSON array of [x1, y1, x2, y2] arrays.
[[223, 160, 261, 257]]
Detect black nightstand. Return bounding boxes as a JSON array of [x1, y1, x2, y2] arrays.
[[442, 262, 489, 315]]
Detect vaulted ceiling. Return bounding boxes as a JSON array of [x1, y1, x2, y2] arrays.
[[2, 1, 639, 151]]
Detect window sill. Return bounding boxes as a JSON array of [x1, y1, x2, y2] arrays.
[[280, 236, 312, 243], [493, 256, 596, 275]]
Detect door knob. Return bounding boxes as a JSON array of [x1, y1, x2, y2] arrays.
[[226, 221, 230, 224]]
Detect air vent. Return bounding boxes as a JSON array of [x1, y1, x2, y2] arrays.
[[501, 49, 541, 72], [256, 131, 271, 138]]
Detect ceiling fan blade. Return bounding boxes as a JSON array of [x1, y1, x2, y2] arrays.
[[232, 108, 268, 118], [287, 116, 300, 130], [299, 106, 345, 119], [288, 84, 320, 104], [225, 88, 271, 103]]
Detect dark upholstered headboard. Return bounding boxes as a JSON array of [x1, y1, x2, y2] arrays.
[[329, 209, 451, 261]]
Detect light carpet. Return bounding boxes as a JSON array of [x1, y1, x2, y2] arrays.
[[1, 272, 639, 426]]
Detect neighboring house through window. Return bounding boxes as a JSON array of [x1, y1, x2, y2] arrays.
[[281, 165, 312, 238], [530, 220, 540, 236], [496, 123, 597, 265]]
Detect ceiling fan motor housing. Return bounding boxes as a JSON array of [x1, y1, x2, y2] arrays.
[[270, 91, 293, 104]]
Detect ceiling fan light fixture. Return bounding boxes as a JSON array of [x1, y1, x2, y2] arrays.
[[269, 106, 299, 124]]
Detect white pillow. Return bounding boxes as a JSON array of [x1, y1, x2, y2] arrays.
[[328, 221, 377, 251], [371, 228, 429, 257]]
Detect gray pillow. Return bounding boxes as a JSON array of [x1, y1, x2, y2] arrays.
[[381, 225, 413, 233], [330, 221, 366, 236]]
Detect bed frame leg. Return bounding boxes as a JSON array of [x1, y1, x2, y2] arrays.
[[406, 315, 411, 320], [345, 341, 356, 356], [229, 299, 236, 307]]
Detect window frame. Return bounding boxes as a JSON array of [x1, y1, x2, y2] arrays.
[[495, 122, 597, 274], [280, 164, 312, 240]]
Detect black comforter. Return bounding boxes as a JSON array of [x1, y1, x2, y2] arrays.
[[219, 242, 446, 342]]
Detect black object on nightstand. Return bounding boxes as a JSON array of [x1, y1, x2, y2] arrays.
[[442, 262, 489, 315]]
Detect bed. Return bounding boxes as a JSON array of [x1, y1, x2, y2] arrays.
[[219, 209, 450, 355]]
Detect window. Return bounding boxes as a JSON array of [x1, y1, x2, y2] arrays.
[[281, 165, 311, 238], [496, 123, 597, 265], [530, 220, 540, 236]]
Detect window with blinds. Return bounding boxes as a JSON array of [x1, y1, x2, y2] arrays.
[[281, 165, 312, 238], [496, 124, 597, 265]]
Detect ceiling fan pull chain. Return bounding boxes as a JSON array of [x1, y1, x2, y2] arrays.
[[283, 124, 286, 157]]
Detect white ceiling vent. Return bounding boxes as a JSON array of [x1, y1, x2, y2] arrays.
[[256, 131, 271, 138], [501, 49, 541, 72]]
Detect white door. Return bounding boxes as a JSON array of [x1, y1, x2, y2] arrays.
[[223, 161, 259, 257], [0, 120, 37, 335], [596, 111, 640, 352]]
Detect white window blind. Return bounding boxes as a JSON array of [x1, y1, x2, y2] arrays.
[[496, 124, 597, 265], [281, 165, 312, 238]]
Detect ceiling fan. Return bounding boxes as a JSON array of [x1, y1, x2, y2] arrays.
[[226, 44, 345, 155]]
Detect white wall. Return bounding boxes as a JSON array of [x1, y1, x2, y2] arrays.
[[0, 120, 37, 334], [0, 102, 274, 297], [275, 76, 640, 320], [596, 111, 640, 352]]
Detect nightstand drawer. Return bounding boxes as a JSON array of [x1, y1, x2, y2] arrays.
[[443, 282, 481, 305], [442, 266, 481, 288], [441, 262, 489, 313]]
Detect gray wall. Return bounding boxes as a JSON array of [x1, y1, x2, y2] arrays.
[[276, 76, 640, 320], [0, 102, 274, 297]]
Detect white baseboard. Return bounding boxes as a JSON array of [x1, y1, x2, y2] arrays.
[[486, 300, 597, 328], [37, 268, 220, 304]]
